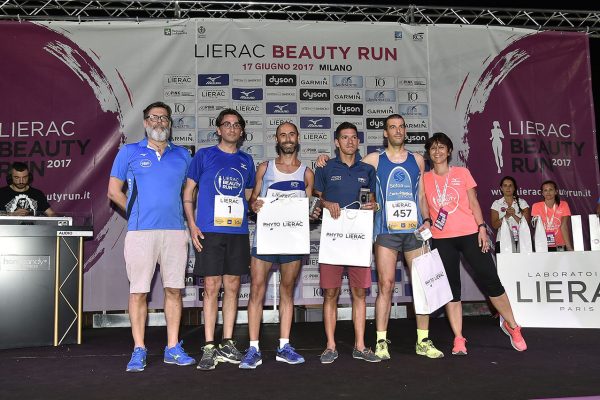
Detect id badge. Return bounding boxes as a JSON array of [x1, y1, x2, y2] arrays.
[[434, 208, 448, 230], [546, 231, 556, 247], [511, 225, 519, 242]]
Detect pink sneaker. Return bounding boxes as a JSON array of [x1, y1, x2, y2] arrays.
[[451, 337, 467, 355], [501, 321, 527, 351]]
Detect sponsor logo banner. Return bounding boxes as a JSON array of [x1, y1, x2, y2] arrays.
[[332, 90, 362, 102], [299, 102, 331, 115], [198, 74, 230, 86], [300, 116, 331, 129], [299, 75, 330, 87], [172, 116, 196, 130], [197, 88, 228, 102], [266, 74, 297, 86], [333, 117, 364, 130], [365, 76, 396, 89], [332, 75, 364, 88], [333, 103, 364, 116], [164, 88, 195, 100], [365, 90, 396, 102], [266, 102, 298, 114], [164, 74, 194, 86], [197, 102, 229, 114], [397, 77, 427, 89], [301, 130, 330, 143], [299, 88, 331, 101], [232, 74, 263, 87], [399, 103, 429, 118], [366, 104, 396, 116], [265, 88, 297, 100], [232, 88, 263, 101], [397, 89, 428, 103], [233, 102, 263, 115]]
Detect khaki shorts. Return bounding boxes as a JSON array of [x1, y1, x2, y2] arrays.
[[124, 230, 189, 293]]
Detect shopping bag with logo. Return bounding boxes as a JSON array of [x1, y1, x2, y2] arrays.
[[518, 217, 533, 253], [533, 216, 548, 253], [498, 218, 515, 253], [411, 245, 453, 314], [318, 208, 373, 267], [256, 197, 309, 254]]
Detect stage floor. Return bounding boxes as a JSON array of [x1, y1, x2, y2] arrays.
[[1, 316, 598, 400]]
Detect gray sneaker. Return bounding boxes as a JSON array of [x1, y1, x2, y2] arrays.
[[197, 345, 218, 371], [216, 339, 243, 364], [352, 347, 381, 362], [319, 348, 339, 364]]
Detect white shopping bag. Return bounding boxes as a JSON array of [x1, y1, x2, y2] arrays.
[[318, 208, 374, 267], [411, 246, 453, 314], [533, 216, 548, 253], [256, 197, 309, 255], [518, 217, 533, 253], [498, 218, 515, 253]]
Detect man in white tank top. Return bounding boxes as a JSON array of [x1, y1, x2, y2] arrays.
[[240, 122, 315, 369]]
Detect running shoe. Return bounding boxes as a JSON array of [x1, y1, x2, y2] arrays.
[[375, 339, 391, 360], [352, 347, 381, 363], [452, 337, 467, 356], [239, 346, 263, 369], [276, 343, 305, 364], [501, 320, 527, 351], [126, 347, 147, 372], [416, 338, 444, 359], [216, 339, 243, 364], [319, 348, 339, 364], [197, 344, 218, 371], [164, 341, 196, 366]]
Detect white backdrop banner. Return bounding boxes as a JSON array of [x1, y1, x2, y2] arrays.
[[498, 252, 600, 328], [1, 20, 597, 311]]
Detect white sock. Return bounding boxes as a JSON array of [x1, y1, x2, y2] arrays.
[[250, 340, 260, 351], [279, 338, 289, 349]]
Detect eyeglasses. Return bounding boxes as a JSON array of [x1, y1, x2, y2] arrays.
[[386, 124, 406, 130], [145, 115, 170, 123], [220, 121, 242, 130]]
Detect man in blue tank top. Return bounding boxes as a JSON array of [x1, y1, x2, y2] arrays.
[[108, 101, 195, 372], [183, 109, 256, 371], [239, 122, 314, 369], [362, 114, 443, 360]]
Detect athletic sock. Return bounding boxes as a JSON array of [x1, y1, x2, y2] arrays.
[[279, 338, 289, 349], [417, 329, 429, 343], [250, 340, 260, 351], [376, 331, 387, 342]]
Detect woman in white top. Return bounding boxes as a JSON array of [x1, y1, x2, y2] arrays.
[[490, 176, 530, 251]]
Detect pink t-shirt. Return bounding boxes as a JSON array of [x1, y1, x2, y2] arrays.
[[423, 167, 478, 239], [531, 201, 571, 246]]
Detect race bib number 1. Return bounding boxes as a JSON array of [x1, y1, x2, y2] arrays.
[[386, 200, 418, 230], [214, 195, 244, 227]]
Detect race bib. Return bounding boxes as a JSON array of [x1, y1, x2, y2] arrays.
[[386, 200, 418, 230], [214, 195, 244, 227], [511, 225, 520, 242]]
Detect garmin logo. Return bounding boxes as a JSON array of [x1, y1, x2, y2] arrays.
[[266, 102, 298, 114], [198, 74, 230, 86], [266, 74, 297, 86], [333, 103, 364, 116], [299, 75, 330, 87], [332, 90, 363, 101], [366, 105, 395, 115], [300, 89, 331, 101], [405, 120, 429, 130]]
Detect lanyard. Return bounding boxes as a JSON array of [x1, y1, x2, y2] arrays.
[[434, 168, 451, 208], [544, 203, 557, 230]]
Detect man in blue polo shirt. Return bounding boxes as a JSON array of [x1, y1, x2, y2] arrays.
[[313, 121, 380, 364], [108, 101, 195, 372]]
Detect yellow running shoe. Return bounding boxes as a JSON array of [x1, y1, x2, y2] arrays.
[[375, 339, 391, 360], [416, 338, 444, 359]]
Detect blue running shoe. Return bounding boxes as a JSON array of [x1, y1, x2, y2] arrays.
[[164, 341, 196, 366], [239, 346, 262, 369], [275, 343, 305, 364], [126, 347, 147, 372]]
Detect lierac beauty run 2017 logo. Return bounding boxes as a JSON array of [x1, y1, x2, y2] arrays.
[[462, 32, 595, 214]]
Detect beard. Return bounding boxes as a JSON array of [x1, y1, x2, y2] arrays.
[[277, 142, 298, 154], [146, 125, 169, 142]]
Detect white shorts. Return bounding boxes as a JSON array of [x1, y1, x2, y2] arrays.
[[124, 230, 189, 293]]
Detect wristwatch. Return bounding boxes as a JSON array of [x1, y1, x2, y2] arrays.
[[478, 223, 487, 230]]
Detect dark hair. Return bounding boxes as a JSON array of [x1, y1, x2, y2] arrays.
[[424, 132, 454, 162], [7, 161, 32, 185], [334, 121, 358, 139], [541, 180, 561, 205], [215, 108, 247, 146], [143, 101, 172, 120], [500, 176, 523, 213], [384, 114, 405, 129]]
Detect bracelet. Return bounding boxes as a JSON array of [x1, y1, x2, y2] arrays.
[[423, 218, 433, 225], [183, 199, 194, 204], [478, 223, 487, 230]]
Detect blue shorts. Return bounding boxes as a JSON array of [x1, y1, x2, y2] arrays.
[[251, 247, 305, 265]]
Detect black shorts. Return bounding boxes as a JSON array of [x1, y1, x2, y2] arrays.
[[193, 232, 250, 277]]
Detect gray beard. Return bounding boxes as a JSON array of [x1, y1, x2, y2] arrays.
[[146, 126, 168, 142]]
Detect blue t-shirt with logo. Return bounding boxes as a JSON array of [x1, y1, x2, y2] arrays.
[[110, 138, 191, 231], [187, 145, 256, 234], [314, 153, 376, 209]]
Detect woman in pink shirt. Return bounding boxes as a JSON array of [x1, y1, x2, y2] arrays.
[[422, 132, 527, 356], [531, 180, 573, 251]]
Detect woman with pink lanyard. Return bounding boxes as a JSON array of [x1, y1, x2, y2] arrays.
[[531, 180, 573, 251], [422, 132, 527, 355]]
